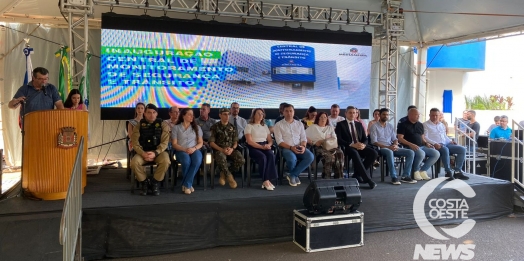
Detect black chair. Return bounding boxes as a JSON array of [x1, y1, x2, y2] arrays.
[[379, 154, 405, 182]]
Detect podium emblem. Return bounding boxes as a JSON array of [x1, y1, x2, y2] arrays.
[[58, 127, 78, 149]]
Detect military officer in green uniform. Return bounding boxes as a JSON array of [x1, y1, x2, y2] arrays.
[[131, 103, 171, 196], [209, 108, 245, 189]]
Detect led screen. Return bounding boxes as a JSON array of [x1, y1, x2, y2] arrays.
[[101, 29, 371, 110]]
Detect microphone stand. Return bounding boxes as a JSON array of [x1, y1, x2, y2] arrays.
[[17, 98, 41, 200], [0, 91, 43, 201]]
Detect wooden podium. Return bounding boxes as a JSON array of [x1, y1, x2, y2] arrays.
[[22, 110, 88, 200]]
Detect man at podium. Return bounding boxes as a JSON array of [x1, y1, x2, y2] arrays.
[[8, 67, 64, 114], [130, 103, 171, 196]]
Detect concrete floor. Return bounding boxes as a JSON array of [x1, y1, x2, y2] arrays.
[[105, 213, 524, 261]]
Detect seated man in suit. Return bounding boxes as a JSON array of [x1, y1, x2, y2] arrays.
[[335, 106, 377, 189], [397, 108, 439, 181], [130, 104, 171, 196], [423, 108, 468, 180]]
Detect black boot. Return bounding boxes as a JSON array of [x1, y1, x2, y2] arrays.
[[151, 179, 160, 196], [139, 179, 149, 196]]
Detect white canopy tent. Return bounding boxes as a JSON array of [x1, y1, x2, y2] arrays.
[[1, 0, 523, 166]]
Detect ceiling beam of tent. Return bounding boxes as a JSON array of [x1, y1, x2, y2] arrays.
[[0, 13, 102, 28], [0, 0, 25, 15], [424, 23, 524, 47], [91, 0, 384, 27], [409, 0, 423, 48]]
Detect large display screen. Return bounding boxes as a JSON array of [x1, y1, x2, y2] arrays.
[[101, 29, 372, 110]]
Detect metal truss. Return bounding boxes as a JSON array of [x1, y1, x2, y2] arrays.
[[59, 0, 94, 83], [92, 0, 383, 26], [377, 0, 404, 124]]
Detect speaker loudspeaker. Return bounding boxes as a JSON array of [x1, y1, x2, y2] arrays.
[[303, 178, 362, 214]]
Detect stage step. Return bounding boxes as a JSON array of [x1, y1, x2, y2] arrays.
[[514, 187, 524, 207]]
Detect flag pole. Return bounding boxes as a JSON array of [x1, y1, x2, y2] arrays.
[[17, 40, 41, 200]]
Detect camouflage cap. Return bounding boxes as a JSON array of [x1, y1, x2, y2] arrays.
[[219, 108, 230, 114]]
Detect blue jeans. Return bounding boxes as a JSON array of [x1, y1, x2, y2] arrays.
[[436, 143, 466, 172], [413, 146, 440, 172], [379, 148, 415, 178], [281, 148, 314, 178], [175, 150, 203, 188]]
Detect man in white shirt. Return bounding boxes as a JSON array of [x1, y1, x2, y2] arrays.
[[328, 104, 345, 128], [423, 108, 469, 180], [370, 108, 416, 185], [229, 102, 248, 141], [274, 103, 314, 186]]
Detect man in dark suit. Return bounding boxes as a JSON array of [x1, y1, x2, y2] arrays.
[[336, 106, 377, 189]]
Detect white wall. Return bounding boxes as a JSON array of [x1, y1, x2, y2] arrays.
[[425, 69, 466, 123]]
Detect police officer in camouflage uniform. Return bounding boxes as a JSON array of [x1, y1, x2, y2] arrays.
[[131, 104, 171, 196], [209, 108, 245, 189]]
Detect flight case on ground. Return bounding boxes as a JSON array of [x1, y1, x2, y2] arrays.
[[293, 209, 364, 252]]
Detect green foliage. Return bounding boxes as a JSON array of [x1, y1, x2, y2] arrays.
[[464, 95, 514, 110]]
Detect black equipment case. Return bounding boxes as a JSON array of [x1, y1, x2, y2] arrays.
[[293, 209, 364, 252]]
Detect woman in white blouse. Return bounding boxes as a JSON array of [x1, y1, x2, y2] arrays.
[[245, 108, 277, 191], [305, 112, 344, 179], [172, 108, 204, 195]]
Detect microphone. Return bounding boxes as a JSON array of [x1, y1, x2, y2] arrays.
[[42, 84, 47, 96]]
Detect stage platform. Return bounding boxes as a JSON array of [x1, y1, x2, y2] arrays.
[[0, 168, 515, 260]]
